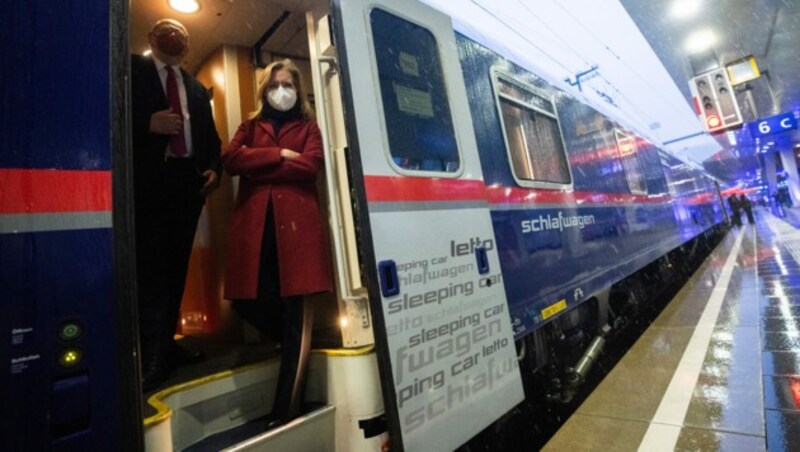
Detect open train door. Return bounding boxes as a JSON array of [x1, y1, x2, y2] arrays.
[[326, 1, 524, 449]]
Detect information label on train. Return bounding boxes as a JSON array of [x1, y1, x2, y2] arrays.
[[372, 210, 524, 451]]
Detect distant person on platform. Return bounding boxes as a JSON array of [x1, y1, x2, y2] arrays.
[[739, 194, 755, 224], [771, 192, 785, 217], [779, 188, 793, 208], [131, 19, 222, 391], [223, 59, 332, 429], [728, 195, 742, 227]]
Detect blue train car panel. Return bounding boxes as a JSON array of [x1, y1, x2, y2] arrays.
[[1, 0, 138, 449], [456, 35, 725, 336]]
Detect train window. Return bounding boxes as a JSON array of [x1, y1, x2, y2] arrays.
[[614, 129, 647, 195], [369, 8, 461, 174], [491, 69, 571, 187]]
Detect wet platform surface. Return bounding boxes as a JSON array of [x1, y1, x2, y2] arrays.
[[545, 208, 800, 451]]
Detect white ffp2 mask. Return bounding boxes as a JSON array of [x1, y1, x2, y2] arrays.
[[267, 86, 298, 112]]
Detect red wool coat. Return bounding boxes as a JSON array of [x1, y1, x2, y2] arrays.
[[222, 117, 333, 300]]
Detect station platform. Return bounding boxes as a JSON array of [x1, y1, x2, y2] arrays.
[[545, 208, 800, 451]]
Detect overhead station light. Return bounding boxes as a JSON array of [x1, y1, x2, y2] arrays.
[[685, 29, 717, 54], [670, 0, 702, 20]]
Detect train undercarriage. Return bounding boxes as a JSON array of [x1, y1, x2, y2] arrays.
[[461, 223, 728, 451]]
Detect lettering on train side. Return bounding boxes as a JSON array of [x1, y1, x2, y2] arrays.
[[450, 237, 494, 256], [402, 355, 518, 433], [394, 316, 504, 385], [386, 281, 475, 314], [11, 327, 34, 346], [382, 234, 520, 438], [10, 354, 41, 375], [521, 211, 596, 233], [397, 262, 475, 287]]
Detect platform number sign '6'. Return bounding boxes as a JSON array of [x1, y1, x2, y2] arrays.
[[749, 112, 798, 138]]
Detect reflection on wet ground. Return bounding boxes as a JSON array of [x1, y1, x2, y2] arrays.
[[760, 210, 800, 451], [545, 208, 800, 451]]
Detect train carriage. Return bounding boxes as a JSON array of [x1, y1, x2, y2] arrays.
[[1, 0, 727, 450], [457, 34, 724, 338]]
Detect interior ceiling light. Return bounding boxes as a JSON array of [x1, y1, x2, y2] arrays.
[[685, 29, 717, 54], [670, 0, 702, 19], [169, 0, 200, 14]]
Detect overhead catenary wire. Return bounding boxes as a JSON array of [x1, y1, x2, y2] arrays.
[[551, 1, 700, 122], [470, 0, 667, 142]]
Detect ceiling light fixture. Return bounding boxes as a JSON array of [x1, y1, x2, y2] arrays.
[[670, 0, 702, 20], [685, 29, 717, 54], [169, 0, 200, 14]]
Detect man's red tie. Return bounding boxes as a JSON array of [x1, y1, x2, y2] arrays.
[[165, 66, 188, 157]]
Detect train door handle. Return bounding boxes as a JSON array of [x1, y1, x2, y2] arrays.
[[475, 247, 490, 274], [378, 260, 400, 297]]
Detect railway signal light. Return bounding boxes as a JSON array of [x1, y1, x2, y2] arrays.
[[689, 68, 743, 133]]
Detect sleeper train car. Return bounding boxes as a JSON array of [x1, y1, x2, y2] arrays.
[[1, 0, 726, 450], [459, 34, 725, 340], [340, 3, 725, 448]]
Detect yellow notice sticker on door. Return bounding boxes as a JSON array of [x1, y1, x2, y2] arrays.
[[541, 299, 567, 320]]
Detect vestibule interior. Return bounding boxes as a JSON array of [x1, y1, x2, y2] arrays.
[[129, 0, 342, 359]]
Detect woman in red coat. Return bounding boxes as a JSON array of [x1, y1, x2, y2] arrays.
[[223, 58, 332, 428]]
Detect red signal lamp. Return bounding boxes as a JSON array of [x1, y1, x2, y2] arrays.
[[706, 115, 721, 129]]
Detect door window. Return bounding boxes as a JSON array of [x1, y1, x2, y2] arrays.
[[370, 8, 461, 174]]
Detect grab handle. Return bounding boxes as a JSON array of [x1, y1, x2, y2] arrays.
[[378, 260, 400, 297], [475, 247, 490, 274]]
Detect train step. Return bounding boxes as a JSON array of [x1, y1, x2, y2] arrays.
[[144, 347, 383, 452], [212, 405, 335, 451]]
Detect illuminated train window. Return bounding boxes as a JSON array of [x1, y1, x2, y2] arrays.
[[370, 8, 461, 174], [491, 69, 572, 188], [614, 129, 647, 195]]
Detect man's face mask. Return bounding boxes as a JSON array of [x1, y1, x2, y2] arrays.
[[155, 29, 187, 57]]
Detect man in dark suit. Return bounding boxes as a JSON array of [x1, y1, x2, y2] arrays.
[[131, 19, 221, 391]]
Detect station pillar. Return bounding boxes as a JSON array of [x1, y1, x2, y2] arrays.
[[764, 150, 778, 199], [779, 146, 800, 206]]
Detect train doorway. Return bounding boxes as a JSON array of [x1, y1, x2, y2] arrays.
[[126, 1, 374, 449]]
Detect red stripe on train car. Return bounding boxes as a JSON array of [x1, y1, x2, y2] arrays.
[[364, 175, 671, 205], [0, 169, 112, 213], [485, 186, 670, 205], [364, 175, 487, 202]]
